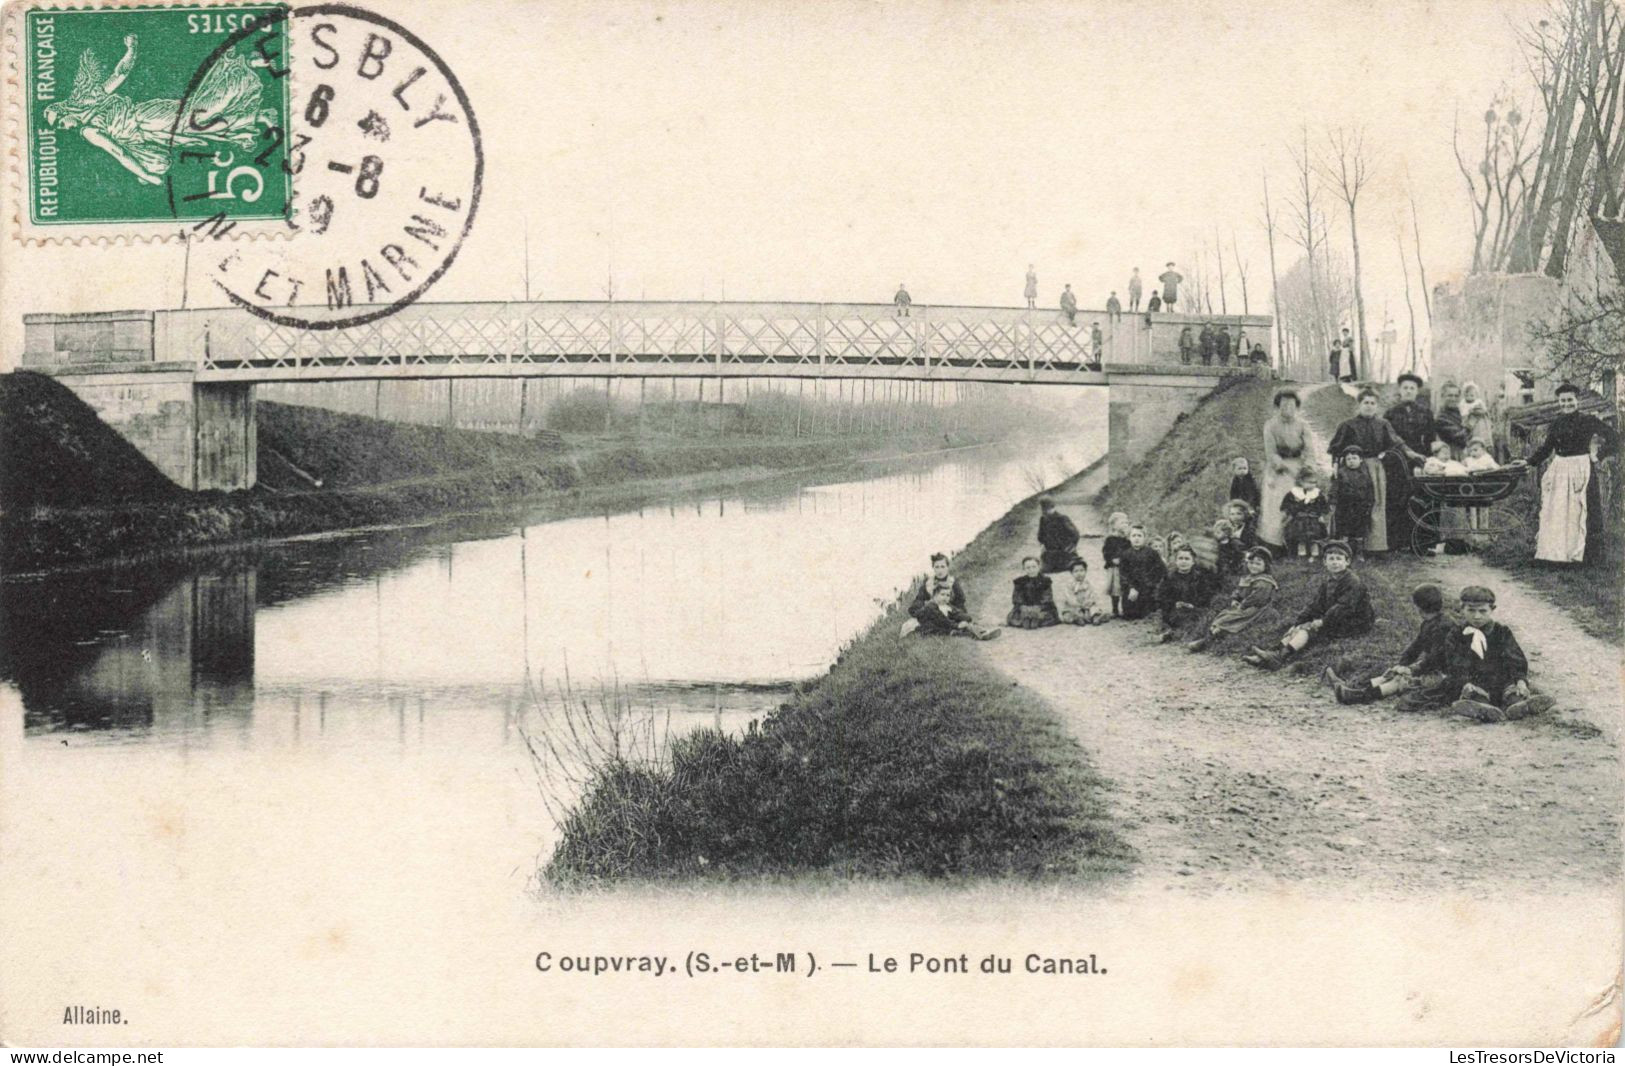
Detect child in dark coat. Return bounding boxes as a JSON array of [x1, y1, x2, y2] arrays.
[[1243, 539, 1373, 670], [1116, 524, 1166, 621], [1157, 545, 1220, 642], [1228, 457, 1261, 512], [1331, 445, 1375, 556], [1101, 512, 1131, 617], [1326, 583, 1451, 704], [1007, 556, 1059, 629], [1212, 518, 1245, 576], [912, 584, 1001, 640], [1036, 496, 1082, 573], [1391, 586, 1551, 721]]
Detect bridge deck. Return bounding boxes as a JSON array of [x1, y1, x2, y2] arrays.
[[26, 301, 1272, 386]]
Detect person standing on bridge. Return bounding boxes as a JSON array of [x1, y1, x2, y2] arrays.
[[1159, 262, 1183, 312], [894, 284, 912, 317], [1106, 291, 1122, 322], [1128, 268, 1144, 312], [1024, 265, 1038, 309], [1060, 284, 1078, 326], [1198, 322, 1216, 366], [1147, 291, 1162, 315], [1177, 324, 1193, 364], [1215, 325, 1233, 366], [1090, 321, 1104, 368]]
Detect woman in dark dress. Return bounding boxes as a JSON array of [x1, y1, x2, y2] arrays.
[[1530, 383, 1619, 565], [1326, 389, 1427, 554]]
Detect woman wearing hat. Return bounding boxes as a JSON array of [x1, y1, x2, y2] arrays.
[[1327, 389, 1427, 554], [1258, 388, 1310, 551], [1530, 383, 1619, 565]]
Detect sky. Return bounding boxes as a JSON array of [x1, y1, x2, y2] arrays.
[[4, 0, 1542, 364]]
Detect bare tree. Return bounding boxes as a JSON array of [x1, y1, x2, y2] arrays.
[[1395, 219, 1421, 375], [1406, 181, 1433, 331], [1231, 230, 1251, 316], [1285, 126, 1329, 366], [1261, 172, 1286, 374], [1318, 126, 1375, 379], [1213, 227, 1229, 314]]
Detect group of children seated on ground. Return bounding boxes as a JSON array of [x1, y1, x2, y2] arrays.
[[902, 475, 1551, 721]]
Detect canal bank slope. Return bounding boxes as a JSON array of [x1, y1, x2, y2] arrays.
[[0, 372, 1014, 574]]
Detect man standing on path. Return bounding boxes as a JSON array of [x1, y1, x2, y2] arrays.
[[1159, 262, 1183, 312], [1060, 284, 1078, 326], [894, 283, 912, 317], [1128, 267, 1143, 312], [1024, 264, 1038, 309]]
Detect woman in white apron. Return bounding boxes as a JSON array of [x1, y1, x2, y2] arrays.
[[1530, 384, 1618, 565]]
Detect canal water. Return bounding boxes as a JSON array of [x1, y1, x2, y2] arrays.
[[1, 429, 1101, 901]]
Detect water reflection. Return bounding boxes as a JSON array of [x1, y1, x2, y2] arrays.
[[2, 435, 1098, 750]]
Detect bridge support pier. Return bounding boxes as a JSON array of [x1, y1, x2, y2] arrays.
[[22, 311, 256, 491], [1106, 373, 1240, 481]]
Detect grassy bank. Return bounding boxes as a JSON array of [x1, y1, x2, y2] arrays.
[[543, 455, 1133, 885], [1, 372, 1000, 574]]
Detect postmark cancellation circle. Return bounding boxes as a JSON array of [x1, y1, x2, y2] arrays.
[[174, 3, 483, 329]]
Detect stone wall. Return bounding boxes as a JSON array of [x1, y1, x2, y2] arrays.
[[1429, 274, 1560, 404]]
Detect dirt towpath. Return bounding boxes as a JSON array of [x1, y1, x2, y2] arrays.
[[965, 437, 1620, 892]]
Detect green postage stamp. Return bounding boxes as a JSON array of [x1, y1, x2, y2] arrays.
[[15, 3, 291, 238]]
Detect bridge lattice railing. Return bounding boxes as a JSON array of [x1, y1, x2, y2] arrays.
[[159, 302, 1102, 373]]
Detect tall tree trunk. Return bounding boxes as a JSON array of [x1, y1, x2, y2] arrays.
[[1263, 172, 1284, 375], [1348, 199, 1369, 380]]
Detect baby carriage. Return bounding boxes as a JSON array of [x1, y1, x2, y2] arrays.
[[1405, 464, 1529, 556]]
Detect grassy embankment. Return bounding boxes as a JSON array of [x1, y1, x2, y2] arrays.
[[544, 453, 1133, 886], [1094, 378, 1436, 680], [0, 372, 999, 573]]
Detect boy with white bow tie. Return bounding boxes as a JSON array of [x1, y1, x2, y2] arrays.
[[1393, 585, 1551, 721]]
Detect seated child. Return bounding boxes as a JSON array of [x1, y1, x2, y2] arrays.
[[1212, 518, 1245, 576], [911, 584, 1001, 640], [908, 552, 967, 621], [1117, 524, 1166, 621], [1387, 585, 1552, 721], [1101, 512, 1131, 617], [1325, 583, 1451, 704], [1225, 499, 1259, 549], [1186, 546, 1278, 652], [1421, 441, 1467, 477], [1242, 539, 1373, 670], [1331, 445, 1374, 557], [1156, 545, 1220, 643], [1228, 457, 1261, 512], [1037, 495, 1082, 573], [1007, 556, 1059, 629], [1057, 559, 1110, 625], [1281, 467, 1329, 559], [1462, 439, 1500, 473]]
